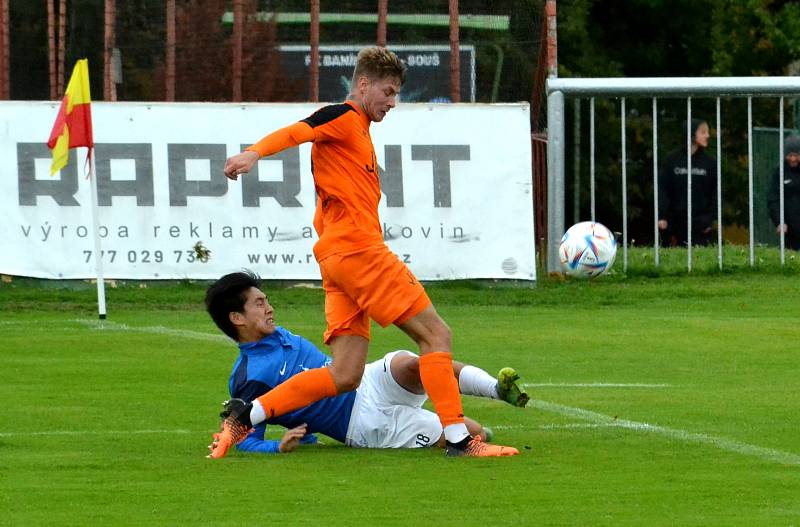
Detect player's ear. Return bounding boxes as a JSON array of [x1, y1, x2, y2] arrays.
[[229, 311, 245, 327], [357, 74, 370, 93]]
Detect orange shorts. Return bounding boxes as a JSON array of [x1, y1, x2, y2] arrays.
[[318, 244, 431, 344]]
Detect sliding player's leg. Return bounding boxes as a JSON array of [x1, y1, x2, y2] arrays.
[[387, 350, 529, 408]]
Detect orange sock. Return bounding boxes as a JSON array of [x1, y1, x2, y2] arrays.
[[255, 367, 338, 420], [418, 351, 465, 427]]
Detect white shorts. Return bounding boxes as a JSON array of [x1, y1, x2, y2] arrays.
[[345, 351, 443, 449]]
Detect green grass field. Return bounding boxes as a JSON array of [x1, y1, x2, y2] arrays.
[[2, 252, 799, 526]]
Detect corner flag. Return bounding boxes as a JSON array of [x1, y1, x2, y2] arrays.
[[47, 58, 94, 175], [45, 58, 106, 320]]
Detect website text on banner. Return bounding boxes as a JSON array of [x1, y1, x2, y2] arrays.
[[1, 102, 535, 281]]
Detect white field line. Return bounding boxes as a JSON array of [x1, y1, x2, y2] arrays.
[[532, 399, 800, 467], [74, 319, 227, 343], [524, 383, 671, 388], [492, 423, 617, 431], [0, 429, 202, 438], [8, 317, 225, 343]]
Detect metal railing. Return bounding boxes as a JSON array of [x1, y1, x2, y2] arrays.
[[546, 77, 800, 273]]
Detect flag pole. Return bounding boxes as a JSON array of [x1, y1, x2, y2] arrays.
[[87, 148, 107, 319]]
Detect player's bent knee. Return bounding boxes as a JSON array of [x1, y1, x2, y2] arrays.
[[330, 365, 364, 393], [334, 376, 362, 393]]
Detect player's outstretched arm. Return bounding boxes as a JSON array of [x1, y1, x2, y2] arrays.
[[225, 121, 315, 180]]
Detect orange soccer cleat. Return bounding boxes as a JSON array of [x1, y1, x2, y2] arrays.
[[206, 399, 253, 459], [445, 435, 519, 457]]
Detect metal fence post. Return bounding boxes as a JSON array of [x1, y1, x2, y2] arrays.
[[547, 89, 565, 272]]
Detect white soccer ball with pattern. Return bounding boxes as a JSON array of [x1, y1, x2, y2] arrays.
[[559, 221, 617, 278]]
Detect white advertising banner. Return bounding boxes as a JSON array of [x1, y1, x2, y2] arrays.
[[0, 101, 535, 281]]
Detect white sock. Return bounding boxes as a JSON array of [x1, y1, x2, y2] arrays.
[[443, 423, 471, 444], [249, 400, 266, 425], [458, 365, 500, 400]]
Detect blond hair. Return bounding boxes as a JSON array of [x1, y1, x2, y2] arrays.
[[352, 47, 407, 85]]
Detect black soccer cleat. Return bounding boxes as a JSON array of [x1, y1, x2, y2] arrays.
[[219, 398, 253, 427]]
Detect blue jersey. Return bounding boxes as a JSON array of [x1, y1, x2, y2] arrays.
[[228, 326, 355, 453]]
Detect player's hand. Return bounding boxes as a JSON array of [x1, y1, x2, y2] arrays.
[[224, 151, 260, 180], [278, 424, 308, 453]]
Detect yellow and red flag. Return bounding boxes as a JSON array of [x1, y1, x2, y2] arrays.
[[47, 58, 93, 175]]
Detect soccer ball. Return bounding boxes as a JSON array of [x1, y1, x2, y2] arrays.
[[559, 221, 617, 278]]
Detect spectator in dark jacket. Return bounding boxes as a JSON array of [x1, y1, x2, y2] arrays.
[[658, 119, 717, 247], [768, 134, 800, 250]]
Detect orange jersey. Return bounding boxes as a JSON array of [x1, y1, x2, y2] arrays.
[[247, 101, 382, 260]]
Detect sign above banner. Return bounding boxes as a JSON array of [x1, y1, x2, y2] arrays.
[[278, 45, 476, 103]]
